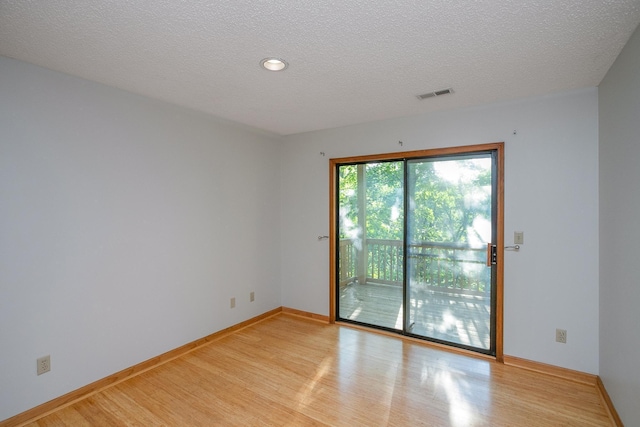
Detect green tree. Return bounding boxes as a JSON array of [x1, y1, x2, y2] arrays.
[[339, 158, 491, 244]]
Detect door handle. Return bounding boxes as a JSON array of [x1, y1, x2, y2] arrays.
[[486, 244, 497, 266]]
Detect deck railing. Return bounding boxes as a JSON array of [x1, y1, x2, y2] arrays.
[[339, 238, 490, 295], [338, 239, 358, 285]]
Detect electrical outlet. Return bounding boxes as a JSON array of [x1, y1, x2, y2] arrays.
[[37, 355, 51, 375], [230, 297, 236, 308], [250, 291, 255, 302], [556, 328, 567, 344]]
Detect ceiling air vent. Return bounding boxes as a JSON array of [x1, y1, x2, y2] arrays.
[[417, 88, 453, 100]]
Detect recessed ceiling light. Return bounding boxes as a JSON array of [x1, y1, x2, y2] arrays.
[[260, 57, 288, 71]]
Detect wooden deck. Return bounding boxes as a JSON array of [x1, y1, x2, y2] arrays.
[[339, 282, 491, 350]]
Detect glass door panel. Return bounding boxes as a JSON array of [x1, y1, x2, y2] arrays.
[[337, 162, 404, 330], [406, 155, 494, 351]]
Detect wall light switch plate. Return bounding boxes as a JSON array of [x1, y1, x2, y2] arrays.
[[514, 231, 524, 245]]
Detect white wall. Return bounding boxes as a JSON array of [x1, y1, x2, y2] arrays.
[[281, 88, 599, 374], [0, 56, 282, 421], [599, 25, 640, 426], [0, 51, 607, 422]]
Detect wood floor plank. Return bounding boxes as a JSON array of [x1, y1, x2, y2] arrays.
[[24, 313, 611, 426]]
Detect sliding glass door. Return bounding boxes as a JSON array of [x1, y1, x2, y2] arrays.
[[334, 146, 500, 355]]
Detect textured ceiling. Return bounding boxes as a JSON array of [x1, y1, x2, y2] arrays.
[[1, 1, 639, 136]]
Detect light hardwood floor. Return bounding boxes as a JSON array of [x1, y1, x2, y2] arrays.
[[24, 314, 611, 426]]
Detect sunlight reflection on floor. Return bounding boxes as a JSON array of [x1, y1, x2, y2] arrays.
[[436, 369, 477, 426], [295, 356, 333, 410]]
